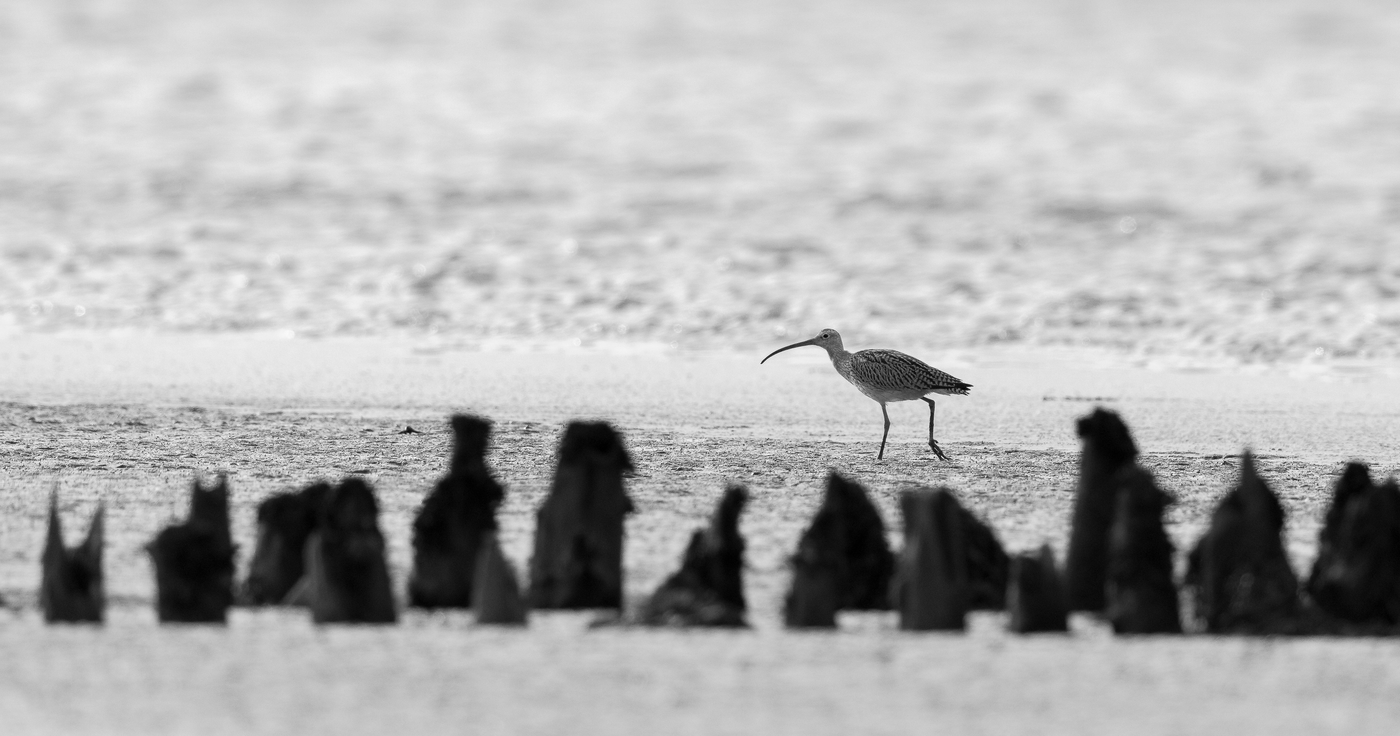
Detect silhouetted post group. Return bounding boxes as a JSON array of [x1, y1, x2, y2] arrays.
[[23, 406, 1400, 637]]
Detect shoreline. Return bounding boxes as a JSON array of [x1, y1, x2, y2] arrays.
[[3, 331, 1397, 457]]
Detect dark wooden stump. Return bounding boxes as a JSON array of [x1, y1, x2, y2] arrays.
[[1307, 463, 1400, 626], [41, 491, 105, 624], [304, 477, 397, 624], [784, 510, 840, 629], [1185, 452, 1300, 633], [1106, 466, 1182, 634], [1067, 408, 1140, 613], [893, 488, 968, 631], [642, 485, 749, 627], [957, 492, 1009, 611], [529, 421, 635, 610], [473, 531, 528, 625], [408, 415, 505, 609], [240, 481, 330, 605], [788, 472, 896, 617], [1007, 545, 1069, 633], [148, 476, 236, 623]]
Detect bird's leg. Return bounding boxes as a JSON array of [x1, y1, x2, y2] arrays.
[[923, 398, 949, 461], [878, 403, 891, 460]]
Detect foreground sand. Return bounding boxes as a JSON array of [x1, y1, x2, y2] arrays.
[[2, 333, 1399, 734]]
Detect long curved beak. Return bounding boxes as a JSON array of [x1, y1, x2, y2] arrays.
[[760, 338, 817, 364]]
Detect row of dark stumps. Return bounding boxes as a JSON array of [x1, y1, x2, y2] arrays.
[[37, 410, 1400, 633]]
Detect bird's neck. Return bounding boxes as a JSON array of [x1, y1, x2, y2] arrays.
[[826, 347, 853, 375]]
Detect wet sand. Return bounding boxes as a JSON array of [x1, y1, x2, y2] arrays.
[[2, 333, 1399, 734]]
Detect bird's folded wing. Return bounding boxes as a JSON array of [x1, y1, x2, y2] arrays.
[[851, 350, 967, 391]]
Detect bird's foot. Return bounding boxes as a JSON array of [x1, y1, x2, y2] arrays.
[[929, 440, 950, 462]]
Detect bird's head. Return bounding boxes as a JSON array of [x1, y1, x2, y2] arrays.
[[761, 328, 844, 363]]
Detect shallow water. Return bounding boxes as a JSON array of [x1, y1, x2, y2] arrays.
[[2, 0, 1399, 361]]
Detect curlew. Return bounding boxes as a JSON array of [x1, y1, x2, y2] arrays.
[[761, 329, 972, 461]]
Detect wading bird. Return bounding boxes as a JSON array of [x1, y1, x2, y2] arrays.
[[761, 329, 972, 461]]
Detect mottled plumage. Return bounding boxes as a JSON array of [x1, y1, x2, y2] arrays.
[[843, 349, 973, 402], [762, 328, 972, 460]]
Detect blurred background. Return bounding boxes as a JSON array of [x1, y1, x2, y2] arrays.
[[1, 0, 1398, 362]]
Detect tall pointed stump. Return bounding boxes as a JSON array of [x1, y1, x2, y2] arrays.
[[1106, 466, 1182, 634], [1066, 408, 1140, 612], [642, 485, 749, 627], [1185, 452, 1299, 633], [785, 472, 895, 618], [409, 415, 506, 609], [784, 508, 840, 629], [41, 492, 105, 624], [893, 488, 968, 631], [529, 422, 635, 610], [958, 493, 1009, 611]]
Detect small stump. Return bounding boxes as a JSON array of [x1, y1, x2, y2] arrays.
[[529, 421, 635, 610], [1007, 545, 1069, 634], [41, 491, 105, 624], [641, 485, 749, 627], [148, 476, 236, 623]]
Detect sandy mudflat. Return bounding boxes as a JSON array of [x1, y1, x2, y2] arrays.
[[1, 333, 1399, 735], [3, 0, 1400, 731]]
